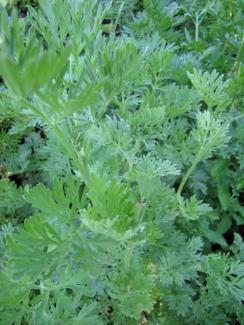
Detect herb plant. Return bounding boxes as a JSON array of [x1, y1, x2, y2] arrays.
[[0, 0, 244, 324]]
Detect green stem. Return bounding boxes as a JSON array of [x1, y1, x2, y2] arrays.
[[195, 13, 199, 41], [21, 98, 89, 181], [2, 93, 90, 180], [51, 123, 90, 181], [177, 147, 203, 195], [69, 54, 73, 83], [231, 33, 244, 77], [20, 99, 50, 124], [178, 113, 237, 195]]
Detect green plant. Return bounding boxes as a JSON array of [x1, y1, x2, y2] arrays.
[[0, 1, 244, 324]]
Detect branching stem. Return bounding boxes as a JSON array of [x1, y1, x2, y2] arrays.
[[6, 94, 90, 181]]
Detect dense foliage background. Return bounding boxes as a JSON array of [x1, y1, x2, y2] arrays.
[[0, 0, 244, 324]]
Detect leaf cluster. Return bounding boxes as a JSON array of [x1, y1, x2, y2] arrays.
[[0, 1, 243, 324]]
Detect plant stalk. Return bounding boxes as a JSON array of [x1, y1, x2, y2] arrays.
[[177, 147, 203, 195]]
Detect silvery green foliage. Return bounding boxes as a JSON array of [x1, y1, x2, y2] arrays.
[[0, 1, 243, 324]]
